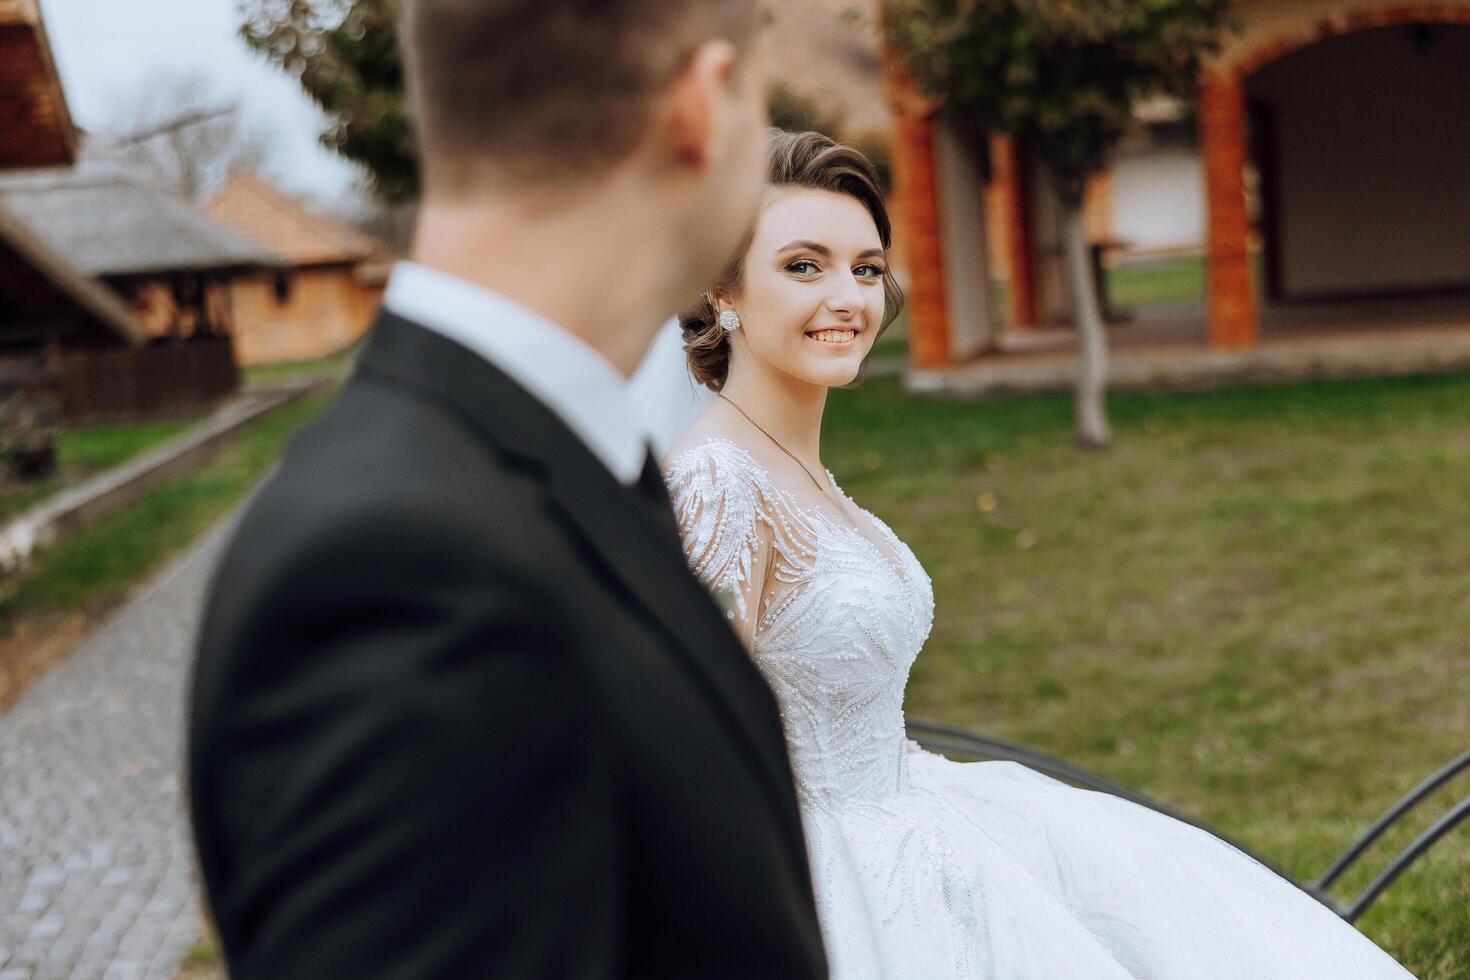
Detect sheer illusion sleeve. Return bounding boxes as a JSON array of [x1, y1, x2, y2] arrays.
[[664, 444, 775, 650]]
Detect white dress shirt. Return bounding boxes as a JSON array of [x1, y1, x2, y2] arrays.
[[627, 316, 715, 459], [383, 260, 650, 486]]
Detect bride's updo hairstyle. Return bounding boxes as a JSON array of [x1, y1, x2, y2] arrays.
[[682, 129, 904, 391]]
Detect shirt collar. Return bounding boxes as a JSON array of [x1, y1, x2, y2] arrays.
[[383, 261, 648, 486]]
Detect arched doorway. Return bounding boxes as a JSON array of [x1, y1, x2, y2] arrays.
[[1248, 23, 1470, 302], [1200, 3, 1470, 347]]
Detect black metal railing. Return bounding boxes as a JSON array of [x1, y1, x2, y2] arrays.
[[1309, 749, 1470, 921], [906, 717, 1469, 923]]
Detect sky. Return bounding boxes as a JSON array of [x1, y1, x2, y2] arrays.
[[39, 0, 363, 206]]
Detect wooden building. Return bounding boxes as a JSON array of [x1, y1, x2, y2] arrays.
[[205, 174, 391, 366], [0, 160, 276, 421], [0, 162, 280, 337], [0, 203, 240, 422], [0, 0, 268, 420], [0, 201, 145, 358], [0, 0, 74, 170]]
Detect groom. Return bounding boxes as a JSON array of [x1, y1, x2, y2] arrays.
[[186, 2, 827, 977]]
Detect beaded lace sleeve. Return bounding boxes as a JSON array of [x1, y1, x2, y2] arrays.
[[663, 442, 776, 649]]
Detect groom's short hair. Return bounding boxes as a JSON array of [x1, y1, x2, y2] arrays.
[[402, 0, 759, 197]]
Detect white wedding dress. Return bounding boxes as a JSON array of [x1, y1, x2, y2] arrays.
[[662, 437, 1416, 980]]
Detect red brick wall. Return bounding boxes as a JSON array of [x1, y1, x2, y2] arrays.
[[883, 48, 952, 368], [1229, 3, 1470, 81], [989, 135, 1039, 330], [1199, 73, 1257, 349]]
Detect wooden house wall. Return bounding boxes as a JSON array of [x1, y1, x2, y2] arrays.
[[228, 263, 380, 365], [0, 0, 75, 168], [125, 279, 235, 339], [50, 335, 238, 423]]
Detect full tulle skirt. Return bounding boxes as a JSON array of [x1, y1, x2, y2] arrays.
[[801, 752, 1416, 980]]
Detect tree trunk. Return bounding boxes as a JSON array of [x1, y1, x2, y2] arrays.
[[1061, 200, 1111, 449]]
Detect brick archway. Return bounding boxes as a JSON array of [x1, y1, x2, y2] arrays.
[[1228, 3, 1470, 81], [1200, 3, 1470, 348]]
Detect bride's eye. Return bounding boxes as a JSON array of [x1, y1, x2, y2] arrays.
[[856, 264, 886, 279], [786, 260, 819, 276]]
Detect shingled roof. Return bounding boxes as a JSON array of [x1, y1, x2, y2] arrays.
[[0, 201, 146, 346], [0, 0, 78, 169], [0, 160, 281, 279], [204, 173, 384, 268]]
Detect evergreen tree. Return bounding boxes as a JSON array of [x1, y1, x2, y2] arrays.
[[241, 0, 416, 202]]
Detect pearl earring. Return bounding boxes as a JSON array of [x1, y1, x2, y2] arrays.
[[719, 310, 741, 333]]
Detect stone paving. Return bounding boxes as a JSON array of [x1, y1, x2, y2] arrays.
[[0, 521, 234, 980]]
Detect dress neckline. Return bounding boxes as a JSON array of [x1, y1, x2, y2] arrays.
[[669, 436, 914, 586]]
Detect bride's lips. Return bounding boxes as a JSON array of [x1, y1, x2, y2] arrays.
[[805, 327, 860, 346]]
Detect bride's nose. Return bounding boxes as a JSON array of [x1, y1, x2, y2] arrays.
[[825, 274, 864, 320]]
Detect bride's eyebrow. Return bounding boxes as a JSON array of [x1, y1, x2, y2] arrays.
[[776, 240, 886, 261]]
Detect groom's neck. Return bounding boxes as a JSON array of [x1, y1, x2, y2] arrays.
[[410, 176, 682, 377]]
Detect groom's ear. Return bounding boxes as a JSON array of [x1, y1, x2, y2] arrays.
[[661, 40, 741, 169]]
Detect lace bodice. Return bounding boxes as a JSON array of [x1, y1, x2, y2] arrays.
[[665, 439, 934, 812]]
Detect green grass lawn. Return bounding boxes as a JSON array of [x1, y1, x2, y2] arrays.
[[0, 389, 335, 622], [243, 344, 359, 388], [0, 417, 201, 523], [1108, 256, 1206, 308], [823, 372, 1470, 978]]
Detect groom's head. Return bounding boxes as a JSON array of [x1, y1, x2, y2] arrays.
[[402, 0, 767, 290]]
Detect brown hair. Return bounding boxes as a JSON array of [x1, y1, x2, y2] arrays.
[[682, 129, 904, 391], [401, 0, 758, 195]]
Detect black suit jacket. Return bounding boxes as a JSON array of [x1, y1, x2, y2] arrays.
[[187, 311, 828, 979]]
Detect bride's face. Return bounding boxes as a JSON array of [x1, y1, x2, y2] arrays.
[[723, 187, 888, 389]]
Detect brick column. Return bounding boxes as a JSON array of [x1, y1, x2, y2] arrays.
[[1199, 72, 1257, 349], [989, 134, 1038, 330], [883, 47, 951, 368]]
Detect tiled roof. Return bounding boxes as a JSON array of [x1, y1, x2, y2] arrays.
[[0, 200, 146, 344], [204, 173, 384, 268]]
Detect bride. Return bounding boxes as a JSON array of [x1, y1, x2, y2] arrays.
[[645, 130, 1416, 979]]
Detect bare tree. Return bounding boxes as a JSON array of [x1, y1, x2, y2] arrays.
[[100, 71, 274, 201]]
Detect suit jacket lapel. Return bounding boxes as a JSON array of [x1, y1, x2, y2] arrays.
[[356, 312, 803, 820], [539, 446, 801, 801]]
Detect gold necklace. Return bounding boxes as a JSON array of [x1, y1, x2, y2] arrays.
[[717, 392, 845, 509]]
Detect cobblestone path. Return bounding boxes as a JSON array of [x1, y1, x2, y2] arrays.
[[0, 522, 234, 980]]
